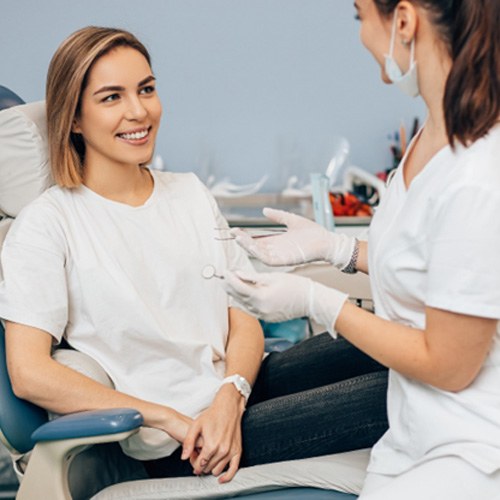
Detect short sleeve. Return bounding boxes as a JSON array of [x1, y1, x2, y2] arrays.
[[0, 201, 68, 341], [426, 184, 500, 319]]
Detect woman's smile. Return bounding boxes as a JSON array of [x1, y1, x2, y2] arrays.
[[116, 126, 152, 145]]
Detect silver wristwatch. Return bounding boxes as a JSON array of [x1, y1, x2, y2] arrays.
[[219, 374, 251, 403]]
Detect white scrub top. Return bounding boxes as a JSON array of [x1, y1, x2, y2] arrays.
[[0, 170, 253, 460], [367, 125, 500, 475]]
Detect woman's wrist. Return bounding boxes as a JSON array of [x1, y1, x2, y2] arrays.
[[324, 232, 358, 270], [215, 383, 247, 413], [341, 238, 359, 274]]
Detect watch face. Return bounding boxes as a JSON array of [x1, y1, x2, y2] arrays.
[[235, 376, 251, 398], [228, 375, 251, 401], [220, 375, 251, 401]]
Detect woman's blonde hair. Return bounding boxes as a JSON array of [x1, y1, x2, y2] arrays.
[[46, 26, 152, 188]]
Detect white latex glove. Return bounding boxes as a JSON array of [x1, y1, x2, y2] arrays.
[[222, 269, 349, 338], [230, 208, 356, 269]]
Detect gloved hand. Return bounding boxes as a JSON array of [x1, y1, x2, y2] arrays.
[[230, 208, 356, 269], [222, 269, 348, 337]]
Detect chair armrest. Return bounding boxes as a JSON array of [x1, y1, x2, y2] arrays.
[[17, 409, 143, 500], [31, 408, 143, 442]]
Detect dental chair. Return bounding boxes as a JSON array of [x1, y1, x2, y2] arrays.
[[0, 96, 367, 499]]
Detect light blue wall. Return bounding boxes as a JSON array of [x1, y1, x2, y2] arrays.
[[1, 0, 425, 191]]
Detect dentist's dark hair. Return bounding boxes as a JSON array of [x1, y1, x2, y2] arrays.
[[46, 26, 152, 188], [374, 0, 500, 147]]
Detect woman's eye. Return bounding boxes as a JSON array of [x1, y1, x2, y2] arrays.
[[140, 85, 156, 95], [102, 93, 119, 103], [354, 13, 361, 21]]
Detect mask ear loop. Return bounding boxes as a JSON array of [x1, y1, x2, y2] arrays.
[[389, 12, 416, 69], [388, 12, 398, 58]]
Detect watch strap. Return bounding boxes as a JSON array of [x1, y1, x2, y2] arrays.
[[219, 374, 251, 403]]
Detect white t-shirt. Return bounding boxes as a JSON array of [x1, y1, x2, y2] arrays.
[[0, 170, 253, 460], [368, 125, 500, 475]]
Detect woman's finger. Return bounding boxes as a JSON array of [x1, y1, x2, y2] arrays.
[[200, 446, 230, 475], [181, 423, 201, 460], [262, 207, 291, 226], [222, 270, 257, 298], [218, 453, 241, 483]]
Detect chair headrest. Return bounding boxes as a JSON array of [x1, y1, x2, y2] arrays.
[[0, 85, 25, 111], [0, 101, 54, 218]]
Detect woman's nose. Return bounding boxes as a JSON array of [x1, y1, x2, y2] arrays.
[[125, 96, 148, 120]]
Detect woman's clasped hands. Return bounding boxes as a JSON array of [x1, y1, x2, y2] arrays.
[[180, 384, 246, 483]]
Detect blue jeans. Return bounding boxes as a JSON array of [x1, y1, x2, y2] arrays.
[[144, 333, 388, 477]]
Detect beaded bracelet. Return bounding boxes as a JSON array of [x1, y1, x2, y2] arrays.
[[342, 238, 359, 274]]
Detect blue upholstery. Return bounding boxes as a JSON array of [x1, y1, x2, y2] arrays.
[[0, 322, 48, 454], [0, 322, 143, 452], [232, 488, 357, 499], [0, 86, 24, 111], [264, 337, 295, 352], [32, 408, 143, 442]]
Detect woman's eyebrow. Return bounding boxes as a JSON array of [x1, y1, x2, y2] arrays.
[[93, 75, 156, 96], [93, 85, 124, 96], [138, 75, 156, 87]]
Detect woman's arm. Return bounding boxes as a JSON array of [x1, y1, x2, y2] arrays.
[[222, 270, 495, 392], [182, 308, 264, 482], [6, 321, 194, 443], [355, 240, 369, 274], [335, 303, 496, 392]]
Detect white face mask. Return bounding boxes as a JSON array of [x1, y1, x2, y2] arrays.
[[384, 14, 419, 98]]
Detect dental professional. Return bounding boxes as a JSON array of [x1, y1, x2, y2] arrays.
[[0, 26, 390, 499], [224, 0, 500, 498]]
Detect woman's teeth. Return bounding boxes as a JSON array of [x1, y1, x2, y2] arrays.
[[119, 129, 149, 140]]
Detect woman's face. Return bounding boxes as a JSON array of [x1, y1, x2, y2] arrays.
[[73, 46, 162, 171], [355, 0, 400, 84]]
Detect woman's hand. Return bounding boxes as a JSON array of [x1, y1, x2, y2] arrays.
[[223, 269, 348, 335], [160, 408, 196, 444], [223, 270, 312, 322], [231, 207, 356, 269], [181, 385, 245, 483]]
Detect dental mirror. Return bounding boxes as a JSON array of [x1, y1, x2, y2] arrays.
[[202, 265, 224, 280]]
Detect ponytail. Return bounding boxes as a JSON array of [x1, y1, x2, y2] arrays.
[[374, 0, 500, 146], [444, 0, 500, 146]]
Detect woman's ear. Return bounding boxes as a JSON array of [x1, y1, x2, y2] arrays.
[[395, 1, 418, 44], [71, 117, 82, 134]]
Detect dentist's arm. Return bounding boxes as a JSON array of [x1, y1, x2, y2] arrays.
[[182, 308, 264, 483], [232, 208, 368, 274], [335, 303, 496, 392], [222, 271, 496, 392], [6, 321, 194, 444]]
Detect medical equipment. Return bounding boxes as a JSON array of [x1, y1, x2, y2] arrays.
[[311, 173, 335, 231], [201, 264, 224, 280], [202, 265, 259, 285], [325, 136, 350, 188], [208, 174, 269, 198], [214, 227, 286, 241]]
